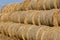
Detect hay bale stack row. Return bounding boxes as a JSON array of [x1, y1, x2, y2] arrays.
[[0, 9, 59, 26], [24, 0, 60, 10], [0, 22, 41, 39], [0, 22, 60, 40], [41, 27, 60, 40], [0, 0, 60, 40], [1, 0, 60, 13], [1, 2, 24, 13]]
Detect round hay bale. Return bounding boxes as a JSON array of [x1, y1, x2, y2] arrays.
[[41, 27, 60, 40], [1, 9, 60, 26], [7, 23, 16, 37], [36, 26, 50, 40], [22, 24, 33, 40], [1, 13, 11, 22], [17, 24, 25, 39], [3, 22, 13, 35], [1, 2, 23, 13], [27, 25, 41, 40], [9, 12, 21, 23], [24, 0, 60, 9], [0, 22, 5, 33], [0, 33, 18, 40], [24, 10, 37, 24]]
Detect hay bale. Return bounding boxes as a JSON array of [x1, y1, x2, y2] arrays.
[[24, 0, 38, 10], [36, 26, 50, 40], [0, 13, 3, 22], [0, 22, 23, 39], [22, 25, 34, 40], [24, 0, 60, 9], [11, 23, 22, 38], [10, 11, 27, 23], [41, 27, 60, 40], [0, 8, 1, 13], [1, 9, 59, 26], [0, 22, 5, 33], [0, 33, 18, 40], [24, 10, 38, 24], [1, 0, 60, 12], [27, 25, 48, 40], [1, 2, 23, 13], [3, 22, 13, 35], [1, 13, 11, 22], [0, 22, 50, 40]]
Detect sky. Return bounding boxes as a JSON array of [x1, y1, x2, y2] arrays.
[[0, 0, 23, 8]]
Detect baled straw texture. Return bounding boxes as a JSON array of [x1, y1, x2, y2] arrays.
[[0, 33, 18, 40], [1, 9, 59, 26], [0, 8, 1, 13], [0, 22, 50, 40], [41, 27, 60, 40], [24, 0, 60, 10], [27, 25, 50, 40], [1, 0, 60, 13], [1, 2, 23, 13], [0, 22, 60, 40]]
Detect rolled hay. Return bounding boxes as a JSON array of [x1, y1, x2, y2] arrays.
[[1, 9, 60, 26], [0, 33, 18, 40], [10, 11, 28, 23], [1, 0, 60, 12], [35, 26, 50, 40], [57, 13, 60, 26], [24, 10, 39, 24], [0, 22, 24, 40], [2, 22, 13, 35], [41, 27, 60, 40], [27, 25, 50, 40], [7, 23, 20, 37], [21, 25, 36, 40], [0, 13, 3, 22], [0, 22, 5, 33], [0, 22, 12, 34], [11, 23, 22, 38], [23, 0, 38, 10], [0, 22, 50, 40], [1, 0, 37, 13], [0, 13, 11, 22], [0, 8, 1, 13], [6, 23, 24, 39], [1, 2, 24, 13], [24, 0, 60, 10], [22, 24, 40, 40]]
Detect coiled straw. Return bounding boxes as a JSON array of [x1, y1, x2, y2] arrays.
[[1, 9, 59, 26], [0, 22, 59, 40]]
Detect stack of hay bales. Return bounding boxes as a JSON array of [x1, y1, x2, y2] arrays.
[[0, 9, 60, 26], [0, 0, 60, 40]]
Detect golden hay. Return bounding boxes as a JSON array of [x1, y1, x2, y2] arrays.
[[24, 0, 60, 10], [0, 22, 60, 40], [1, 2, 23, 13], [41, 27, 60, 40], [1, 9, 59, 26], [0, 22, 50, 40], [1, 0, 60, 13], [0, 33, 18, 40]]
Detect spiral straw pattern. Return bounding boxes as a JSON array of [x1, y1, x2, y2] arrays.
[[0, 22, 60, 40], [0, 0, 60, 40], [1, 9, 59, 26], [1, 0, 60, 13]]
